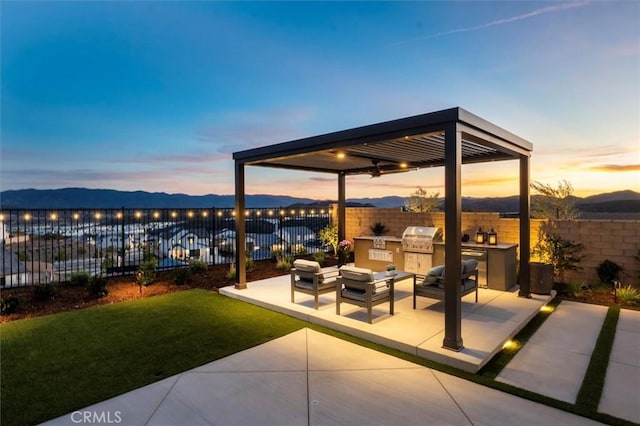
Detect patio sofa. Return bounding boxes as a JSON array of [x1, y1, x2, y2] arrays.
[[336, 266, 394, 324], [413, 259, 479, 308], [290, 259, 339, 309]]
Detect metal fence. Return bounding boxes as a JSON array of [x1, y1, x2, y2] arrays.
[[0, 207, 332, 287]]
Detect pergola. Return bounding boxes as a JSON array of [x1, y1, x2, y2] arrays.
[[233, 107, 533, 351]]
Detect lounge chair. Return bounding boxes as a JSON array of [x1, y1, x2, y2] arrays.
[[290, 259, 339, 309], [413, 259, 479, 308], [336, 266, 394, 324]]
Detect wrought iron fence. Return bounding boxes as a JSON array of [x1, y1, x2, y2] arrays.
[[0, 207, 332, 287]]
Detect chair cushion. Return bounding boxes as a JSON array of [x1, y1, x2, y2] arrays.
[[339, 266, 375, 282], [462, 259, 479, 275], [293, 259, 323, 283]]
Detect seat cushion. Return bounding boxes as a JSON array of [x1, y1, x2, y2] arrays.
[[339, 266, 375, 282], [293, 259, 323, 283]]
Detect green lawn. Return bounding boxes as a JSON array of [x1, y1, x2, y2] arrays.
[[0, 289, 307, 426], [1, 290, 633, 426]]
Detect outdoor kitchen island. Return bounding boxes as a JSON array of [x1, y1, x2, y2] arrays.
[[433, 241, 518, 291]]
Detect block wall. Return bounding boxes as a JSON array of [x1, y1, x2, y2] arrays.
[[340, 207, 640, 284]]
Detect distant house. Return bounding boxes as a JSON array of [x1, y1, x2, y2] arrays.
[[160, 229, 212, 262], [1, 249, 29, 287], [26, 261, 56, 284]]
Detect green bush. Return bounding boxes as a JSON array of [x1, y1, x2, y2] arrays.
[[0, 296, 20, 315], [616, 285, 640, 304], [369, 222, 388, 236], [173, 267, 191, 285], [87, 275, 108, 298], [226, 264, 237, 280], [313, 251, 326, 265], [136, 259, 158, 286], [596, 260, 623, 285], [188, 260, 207, 273], [245, 256, 254, 271], [33, 283, 58, 301], [276, 255, 293, 271], [69, 272, 91, 287]]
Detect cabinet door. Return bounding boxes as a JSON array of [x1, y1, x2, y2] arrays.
[[417, 254, 432, 275], [404, 253, 418, 273]]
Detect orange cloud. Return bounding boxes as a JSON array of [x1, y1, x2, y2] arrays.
[[588, 164, 640, 172]]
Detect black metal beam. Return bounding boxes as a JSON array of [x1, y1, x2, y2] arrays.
[[443, 123, 463, 351], [338, 172, 346, 244], [234, 161, 247, 289], [519, 155, 531, 297]]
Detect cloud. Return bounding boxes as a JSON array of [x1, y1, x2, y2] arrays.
[[391, 1, 590, 44], [194, 107, 314, 153], [588, 164, 640, 172]]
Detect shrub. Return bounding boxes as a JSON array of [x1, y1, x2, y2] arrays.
[[87, 275, 108, 298], [532, 231, 584, 282], [596, 260, 623, 285], [291, 244, 307, 256], [188, 260, 207, 273], [276, 255, 293, 271], [69, 272, 91, 287], [33, 283, 58, 301], [313, 251, 326, 265], [226, 264, 237, 280], [0, 296, 20, 315], [245, 256, 254, 271], [616, 285, 640, 304], [173, 267, 191, 285], [136, 259, 157, 287]]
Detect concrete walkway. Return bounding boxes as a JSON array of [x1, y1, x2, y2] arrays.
[[599, 308, 640, 423], [42, 328, 603, 426], [496, 301, 608, 403]]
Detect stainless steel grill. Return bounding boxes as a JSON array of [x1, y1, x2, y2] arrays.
[[401, 226, 442, 254]]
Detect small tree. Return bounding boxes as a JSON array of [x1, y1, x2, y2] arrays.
[[532, 227, 584, 282], [317, 224, 339, 256], [531, 180, 579, 220], [404, 187, 440, 213]]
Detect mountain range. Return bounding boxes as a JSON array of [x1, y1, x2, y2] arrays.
[[1, 188, 639, 215]]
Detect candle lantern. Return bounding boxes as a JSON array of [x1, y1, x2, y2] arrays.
[[475, 227, 485, 244], [487, 228, 498, 245]]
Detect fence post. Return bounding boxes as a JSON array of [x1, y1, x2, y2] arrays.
[[120, 207, 125, 276]]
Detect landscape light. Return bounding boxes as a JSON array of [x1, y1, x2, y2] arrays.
[[188, 211, 194, 218], [310, 209, 315, 215], [50, 213, 57, 220], [153, 212, 160, 219], [245, 210, 250, 216], [300, 210, 305, 215], [268, 210, 274, 216], [290, 209, 295, 215], [116, 212, 123, 219], [171, 211, 177, 218], [217, 211, 223, 217], [256, 211, 261, 216], [336, 152, 346, 159], [135, 211, 142, 219], [24, 213, 31, 221], [232, 211, 236, 216], [73, 213, 80, 220], [0, 214, 4, 221], [95, 213, 101, 219], [280, 210, 285, 216], [400, 162, 408, 168], [201, 211, 208, 217]]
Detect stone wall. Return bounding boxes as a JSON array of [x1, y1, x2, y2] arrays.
[[340, 207, 640, 284]]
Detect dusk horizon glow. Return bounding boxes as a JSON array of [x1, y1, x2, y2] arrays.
[[2, 2, 638, 200]]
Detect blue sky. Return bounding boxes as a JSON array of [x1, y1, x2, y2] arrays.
[[2, 1, 638, 199]]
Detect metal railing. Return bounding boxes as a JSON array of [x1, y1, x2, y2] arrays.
[[0, 207, 332, 287]]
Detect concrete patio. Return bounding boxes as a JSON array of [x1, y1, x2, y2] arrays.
[[220, 268, 554, 373]]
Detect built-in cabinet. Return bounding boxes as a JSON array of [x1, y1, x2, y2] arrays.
[[403, 252, 432, 275], [433, 242, 517, 291]]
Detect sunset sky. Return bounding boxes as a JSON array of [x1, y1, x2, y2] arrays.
[[2, 1, 638, 200]]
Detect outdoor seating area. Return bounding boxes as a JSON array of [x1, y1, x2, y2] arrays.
[[221, 266, 554, 373]]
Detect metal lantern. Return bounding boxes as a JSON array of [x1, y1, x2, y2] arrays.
[[487, 228, 497, 245], [475, 227, 485, 244]]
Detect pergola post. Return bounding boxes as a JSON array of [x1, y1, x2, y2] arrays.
[[443, 123, 463, 351], [337, 172, 346, 243], [519, 154, 531, 297], [234, 161, 247, 289]]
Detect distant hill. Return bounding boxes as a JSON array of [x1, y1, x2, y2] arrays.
[[1, 188, 638, 215]]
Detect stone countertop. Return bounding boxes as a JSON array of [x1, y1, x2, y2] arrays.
[[354, 236, 402, 242], [433, 241, 518, 250]]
